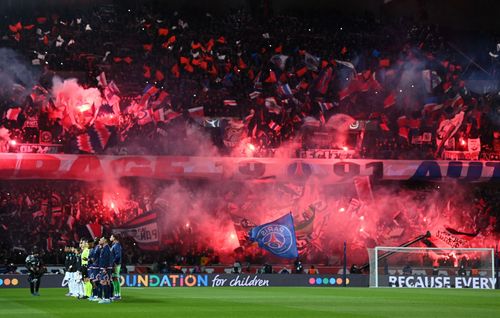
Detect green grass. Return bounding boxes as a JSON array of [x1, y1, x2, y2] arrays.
[[1, 288, 499, 318]]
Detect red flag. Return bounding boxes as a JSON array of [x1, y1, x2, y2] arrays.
[[264, 70, 277, 83], [171, 64, 180, 78], [379, 59, 390, 67], [296, 66, 308, 77], [123, 56, 133, 64], [274, 44, 283, 53], [36, 17, 47, 24], [188, 106, 204, 118], [383, 92, 396, 108], [143, 65, 151, 78], [180, 56, 190, 64], [167, 35, 176, 45], [155, 70, 165, 81], [86, 223, 103, 239], [23, 24, 35, 30], [399, 127, 409, 140], [191, 42, 202, 50], [238, 58, 247, 69], [158, 28, 169, 36], [143, 44, 153, 52], [217, 36, 226, 44], [5, 107, 22, 121], [8, 22, 22, 33]]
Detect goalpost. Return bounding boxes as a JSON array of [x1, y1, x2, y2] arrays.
[[367, 246, 496, 289]]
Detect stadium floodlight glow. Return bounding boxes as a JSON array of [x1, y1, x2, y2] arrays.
[[368, 246, 496, 289]]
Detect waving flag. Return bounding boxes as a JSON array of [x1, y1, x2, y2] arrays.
[[249, 213, 298, 259], [5, 108, 22, 121], [76, 123, 116, 153]]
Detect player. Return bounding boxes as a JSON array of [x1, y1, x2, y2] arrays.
[[63, 246, 77, 297], [89, 237, 101, 301], [97, 237, 113, 304], [110, 234, 122, 300], [25, 247, 45, 296]]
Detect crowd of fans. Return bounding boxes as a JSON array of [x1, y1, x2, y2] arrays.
[[0, 3, 498, 158], [0, 3, 499, 269]]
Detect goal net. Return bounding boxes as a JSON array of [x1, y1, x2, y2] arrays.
[[368, 246, 496, 289]]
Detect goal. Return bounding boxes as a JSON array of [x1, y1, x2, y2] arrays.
[[367, 246, 496, 289]]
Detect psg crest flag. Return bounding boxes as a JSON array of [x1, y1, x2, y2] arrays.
[[249, 213, 299, 259]]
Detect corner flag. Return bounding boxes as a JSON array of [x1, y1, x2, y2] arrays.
[[249, 213, 299, 259]]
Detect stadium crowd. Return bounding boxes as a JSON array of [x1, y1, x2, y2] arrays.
[[0, 3, 498, 158]]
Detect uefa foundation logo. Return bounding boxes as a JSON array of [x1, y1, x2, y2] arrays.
[[308, 277, 350, 286], [0, 278, 19, 287], [255, 225, 294, 256]]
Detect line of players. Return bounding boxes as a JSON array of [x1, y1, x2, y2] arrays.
[[63, 234, 122, 304]]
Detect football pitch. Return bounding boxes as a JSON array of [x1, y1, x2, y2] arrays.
[[1, 287, 499, 318]]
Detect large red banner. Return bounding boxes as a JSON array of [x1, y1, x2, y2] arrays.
[[0, 153, 498, 182]]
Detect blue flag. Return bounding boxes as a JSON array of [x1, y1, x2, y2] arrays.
[[249, 213, 298, 259]]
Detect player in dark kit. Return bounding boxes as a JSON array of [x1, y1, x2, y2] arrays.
[[110, 234, 122, 300], [97, 237, 113, 304], [25, 248, 45, 296]]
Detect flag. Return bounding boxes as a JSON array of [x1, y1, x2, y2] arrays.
[[296, 66, 308, 77], [5, 108, 22, 121], [188, 106, 204, 118], [139, 84, 159, 106], [86, 223, 103, 239], [304, 52, 320, 71], [158, 27, 169, 36], [302, 116, 321, 128], [318, 102, 334, 113], [383, 92, 396, 108], [9, 22, 22, 33], [112, 211, 160, 251], [104, 81, 121, 108], [96, 72, 107, 87], [270, 54, 289, 70], [277, 84, 293, 97], [294, 205, 315, 238], [436, 111, 465, 152], [137, 109, 153, 125], [76, 123, 115, 153], [223, 99, 238, 107], [249, 213, 298, 259], [379, 59, 391, 68], [315, 67, 333, 95], [154, 108, 181, 123], [249, 91, 262, 99], [230, 214, 257, 247], [422, 70, 442, 93], [265, 97, 282, 114]]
